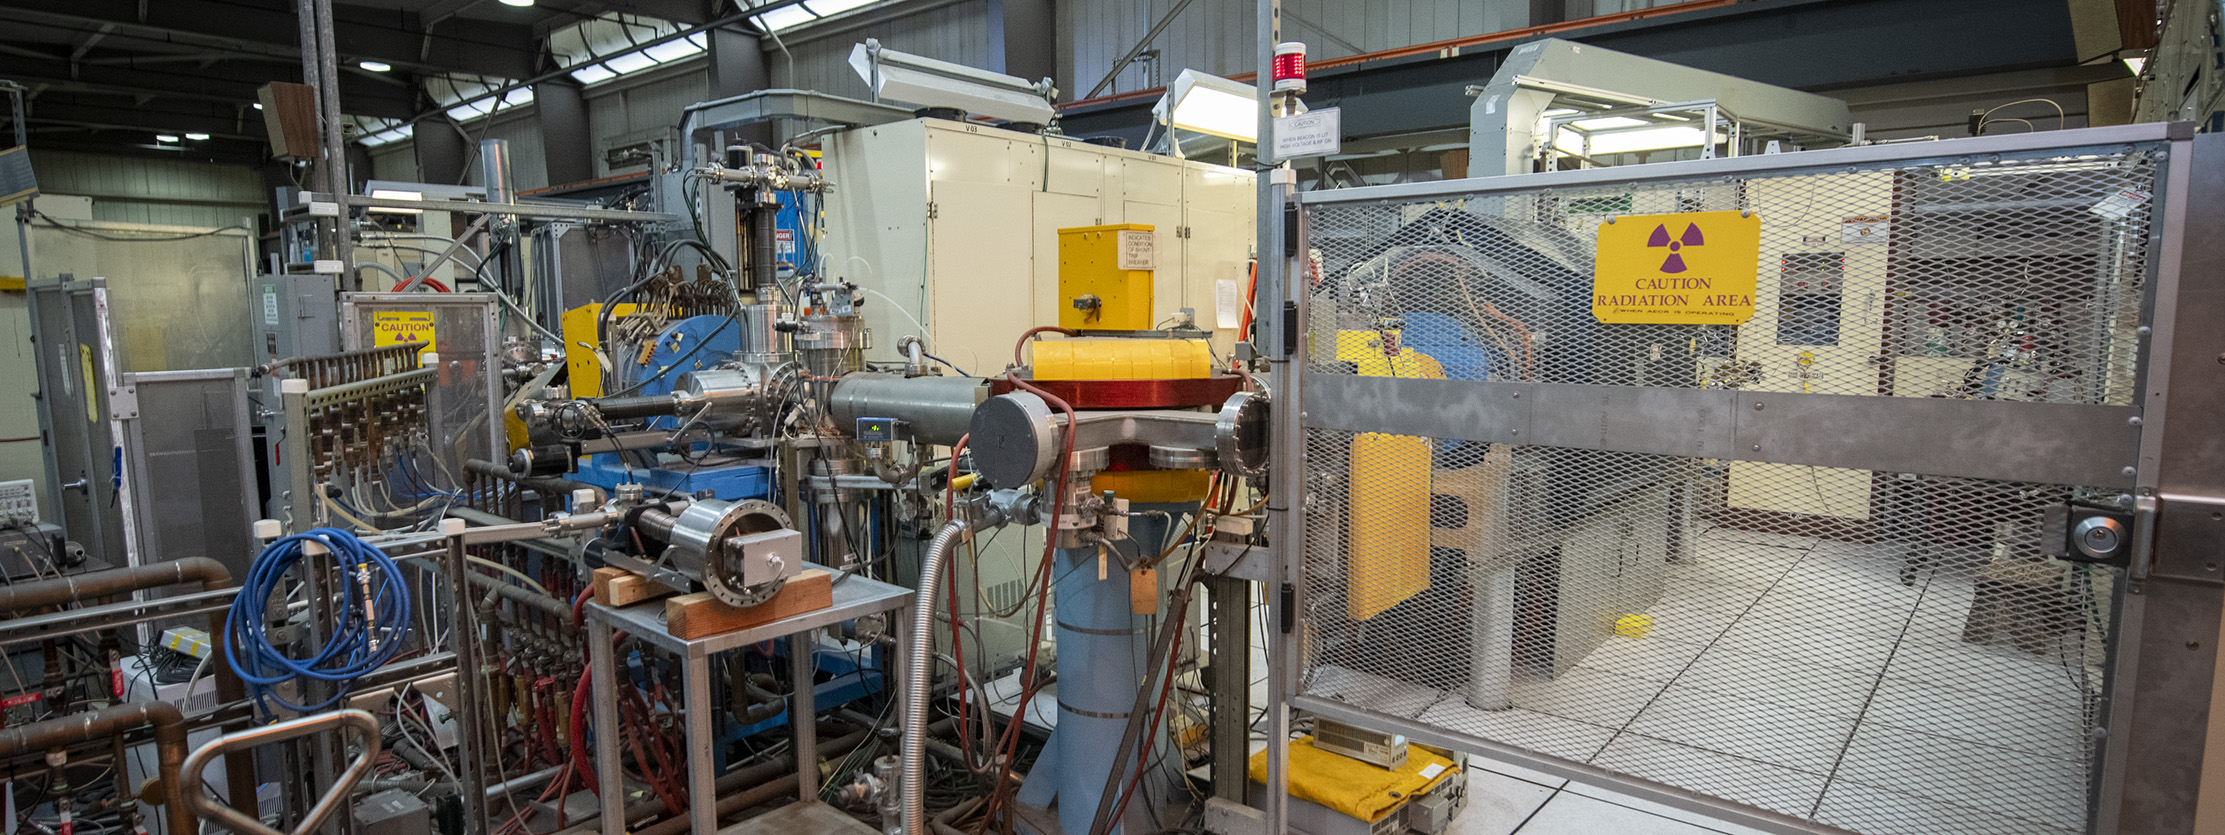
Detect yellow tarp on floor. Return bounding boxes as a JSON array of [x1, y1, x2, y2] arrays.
[[1247, 735, 1458, 823]]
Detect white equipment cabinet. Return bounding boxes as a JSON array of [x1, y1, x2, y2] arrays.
[[821, 117, 1256, 375]]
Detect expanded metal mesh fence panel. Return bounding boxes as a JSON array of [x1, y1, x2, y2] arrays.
[[1305, 150, 2157, 405], [1294, 141, 2165, 835]]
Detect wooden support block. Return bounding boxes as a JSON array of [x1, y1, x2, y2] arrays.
[[664, 570, 833, 640], [591, 567, 681, 608]]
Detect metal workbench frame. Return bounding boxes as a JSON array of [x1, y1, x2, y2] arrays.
[[583, 565, 911, 835]]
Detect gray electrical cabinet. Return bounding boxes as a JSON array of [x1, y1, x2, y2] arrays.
[[253, 274, 339, 364]]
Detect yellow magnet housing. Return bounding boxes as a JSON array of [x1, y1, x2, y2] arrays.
[[1030, 338, 1212, 381], [1030, 335, 1215, 502], [1057, 223, 1158, 331]]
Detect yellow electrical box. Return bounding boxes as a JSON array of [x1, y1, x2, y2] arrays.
[[1057, 224, 1158, 331], [561, 303, 658, 398], [1030, 338, 1211, 381]]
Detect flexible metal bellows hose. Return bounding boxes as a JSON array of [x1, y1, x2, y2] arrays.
[[902, 519, 970, 834]]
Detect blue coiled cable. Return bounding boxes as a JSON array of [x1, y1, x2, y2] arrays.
[[225, 527, 413, 716]]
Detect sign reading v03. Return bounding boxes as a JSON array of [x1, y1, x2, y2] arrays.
[[1591, 210, 1761, 325]]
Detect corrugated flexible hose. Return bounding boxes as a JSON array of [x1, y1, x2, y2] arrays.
[[902, 519, 970, 834]]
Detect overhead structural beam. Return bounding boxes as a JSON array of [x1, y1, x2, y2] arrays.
[[1084, 0, 1197, 100], [1057, 0, 2088, 151], [0, 0, 538, 81], [21, 96, 263, 138], [1, 50, 418, 119]]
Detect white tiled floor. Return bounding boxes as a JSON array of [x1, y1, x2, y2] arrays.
[[1317, 526, 2100, 835]]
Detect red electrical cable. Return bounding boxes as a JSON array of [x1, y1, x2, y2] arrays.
[[944, 435, 970, 520], [1237, 259, 1259, 344], [1101, 580, 1194, 831], [977, 332, 1083, 813], [942, 434, 980, 770], [568, 671, 597, 792], [978, 329, 1083, 827], [1013, 326, 1078, 367]]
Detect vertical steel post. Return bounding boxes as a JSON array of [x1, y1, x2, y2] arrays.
[[313, 0, 349, 277], [296, 0, 350, 282], [1202, 572, 1250, 802], [1254, 0, 1295, 831], [686, 651, 718, 835], [443, 525, 490, 835], [589, 615, 624, 834], [789, 633, 819, 804], [281, 380, 317, 530]]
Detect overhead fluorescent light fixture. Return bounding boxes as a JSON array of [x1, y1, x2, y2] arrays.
[[368, 188, 425, 214], [849, 39, 1056, 124], [1557, 125, 1709, 156], [154, 134, 180, 143], [1157, 69, 1258, 143], [1571, 115, 1649, 130], [499, 0, 535, 6], [185, 133, 210, 140], [360, 61, 392, 72]]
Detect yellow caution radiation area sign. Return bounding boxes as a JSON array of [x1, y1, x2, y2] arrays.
[[1591, 210, 1760, 324], [371, 311, 437, 356]]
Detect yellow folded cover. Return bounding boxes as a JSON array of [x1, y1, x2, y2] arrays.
[[1247, 735, 1457, 823]]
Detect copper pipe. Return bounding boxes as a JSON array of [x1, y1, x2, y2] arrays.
[[0, 701, 193, 835], [0, 557, 260, 819], [0, 557, 230, 613]]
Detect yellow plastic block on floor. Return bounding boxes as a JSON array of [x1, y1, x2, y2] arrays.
[[1614, 613, 1655, 638], [1247, 735, 1458, 824]]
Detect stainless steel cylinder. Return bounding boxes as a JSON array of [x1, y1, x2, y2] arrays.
[[737, 302, 786, 360], [795, 314, 866, 378], [480, 138, 515, 206], [658, 498, 795, 607], [672, 360, 802, 435], [826, 373, 989, 446]]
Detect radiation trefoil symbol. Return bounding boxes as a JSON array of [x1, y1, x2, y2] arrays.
[[1647, 223, 1705, 273]]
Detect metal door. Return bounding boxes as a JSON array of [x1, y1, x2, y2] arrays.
[[26, 279, 126, 566], [1279, 123, 2205, 835]]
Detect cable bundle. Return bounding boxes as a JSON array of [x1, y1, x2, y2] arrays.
[[224, 527, 413, 715]]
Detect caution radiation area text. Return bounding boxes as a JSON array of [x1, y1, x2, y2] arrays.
[[1590, 210, 1761, 325], [372, 311, 437, 357]]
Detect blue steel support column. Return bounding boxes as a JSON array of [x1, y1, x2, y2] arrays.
[[1019, 507, 1183, 835], [1050, 542, 1144, 835]]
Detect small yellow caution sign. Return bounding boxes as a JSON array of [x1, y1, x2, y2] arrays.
[[1591, 210, 1760, 325], [371, 311, 437, 357]]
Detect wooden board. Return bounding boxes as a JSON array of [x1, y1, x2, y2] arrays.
[[664, 569, 833, 640], [592, 567, 681, 608]]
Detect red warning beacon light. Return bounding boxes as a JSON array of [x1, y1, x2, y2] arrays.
[[1272, 42, 1308, 94]]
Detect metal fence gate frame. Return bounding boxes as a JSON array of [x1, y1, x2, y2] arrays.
[[1262, 121, 2225, 835]]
